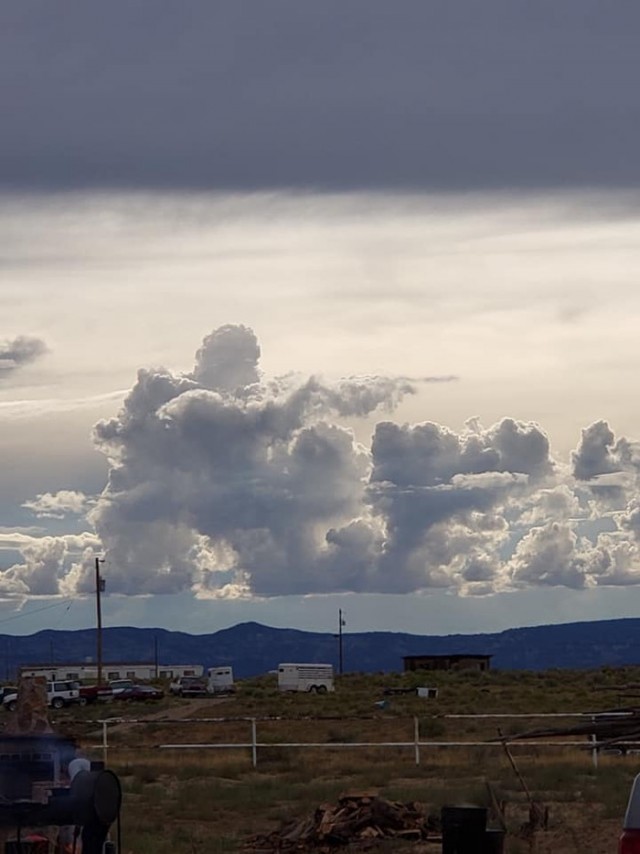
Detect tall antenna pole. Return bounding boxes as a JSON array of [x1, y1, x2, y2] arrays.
[[338, 608, 345, 675], [95, 557, 105, 686]]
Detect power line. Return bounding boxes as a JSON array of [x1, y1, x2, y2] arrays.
[[0, 598, 74, 628], [51, 600, 74, 631]]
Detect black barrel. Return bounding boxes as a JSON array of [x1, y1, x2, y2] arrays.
[[441, 806, 487, 853]]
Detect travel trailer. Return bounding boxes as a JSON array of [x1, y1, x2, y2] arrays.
[[207, 666, 234, 694], [277, 663, 334, 693]]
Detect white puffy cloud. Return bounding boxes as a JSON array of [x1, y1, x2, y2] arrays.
[[572, 420, 634, 482], [22, 490, 91, 519], [509, 522, 606, 589], [0, 532, 99, 598], [370, 417, 552, 489], [192, 325, 261, 392], [515, 484, 582, 527], [89, 348, 558, 598], [6, 329, 640, 600], [87, 325, 412, 597]]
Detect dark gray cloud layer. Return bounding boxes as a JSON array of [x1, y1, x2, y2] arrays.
[[2, 2, 639, 192]]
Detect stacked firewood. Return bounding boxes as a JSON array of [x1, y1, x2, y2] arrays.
[[245, 791, 439, 850]]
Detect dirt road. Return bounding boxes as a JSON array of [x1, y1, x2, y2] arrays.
[[85, 696, 229, 740]]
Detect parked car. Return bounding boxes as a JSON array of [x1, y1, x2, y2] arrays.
[[0, 686, 17, 704], [169, 676, 208, 697], [78, 684, 114, 706], [108, 679, 135, 695], [117, 685, 164, 702], [3, 681, 79, 712]]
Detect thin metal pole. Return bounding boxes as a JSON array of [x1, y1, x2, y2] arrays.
[[102, 720, 109, 766], [591, 717, 598, 770], [414, 716, 420, 766], [251, 718, 257, 768], [154, 635, 159, 680], [338, 609, 343, 675], [95, 557, 104, 687]]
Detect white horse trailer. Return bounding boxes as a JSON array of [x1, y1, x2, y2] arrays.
[[277, 663, 334, 693], [207, 666, 234, 694]]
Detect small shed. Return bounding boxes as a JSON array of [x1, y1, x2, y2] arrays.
[[403, 654, 492, 673]]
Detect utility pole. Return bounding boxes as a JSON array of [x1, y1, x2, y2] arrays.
[[154, 635, 159, 679], [338, 609, 346, 675], [95, 557, 106, 686]]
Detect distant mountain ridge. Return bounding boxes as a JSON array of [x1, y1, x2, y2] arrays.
[[2, 617, 640, 678]]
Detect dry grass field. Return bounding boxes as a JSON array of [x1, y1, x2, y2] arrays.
[[47, 667, 640, 853]]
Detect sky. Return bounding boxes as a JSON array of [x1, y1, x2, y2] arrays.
[[2, 2, 640, 640]]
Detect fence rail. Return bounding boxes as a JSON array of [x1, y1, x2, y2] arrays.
[[95, 712, 636, 769]]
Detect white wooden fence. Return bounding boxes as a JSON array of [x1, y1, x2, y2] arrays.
[[96, 711, 636, 769]]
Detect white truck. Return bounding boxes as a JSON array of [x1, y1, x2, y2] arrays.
[[3, 681, 80, 711], [277, 663, 334, 694]]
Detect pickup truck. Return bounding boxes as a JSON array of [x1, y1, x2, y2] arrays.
[[169, 676, 208, 697], [78, 684, 114, 705]]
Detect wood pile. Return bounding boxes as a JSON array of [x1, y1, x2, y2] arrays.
[[245, 791, 440, 850]]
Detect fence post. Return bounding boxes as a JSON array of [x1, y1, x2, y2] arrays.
[[251, 718, 257, 769], [102, 720, 109, 766], [590, 716, 598, 770], [414, 716, 420, 766]]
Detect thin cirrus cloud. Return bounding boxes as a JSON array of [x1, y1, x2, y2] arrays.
[[2, 324, 640, 601], [1, 2, 639, 193]]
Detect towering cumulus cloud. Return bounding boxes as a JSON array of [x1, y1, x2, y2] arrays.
[[7, 324, 640, 600], [88, 325, 414, 597]]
